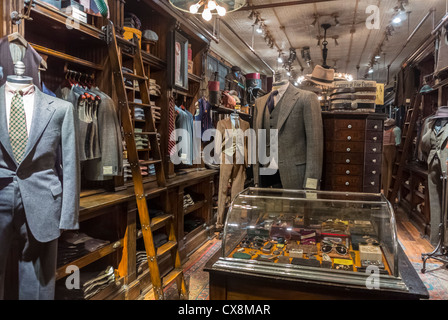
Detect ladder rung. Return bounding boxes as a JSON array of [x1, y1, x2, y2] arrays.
[[157, 241, 177, 257], [162, 269, 183, 288], [134, 131, 158, 135], [128, 101, 152, 108], [140, 159, 161, 165], [151, 214, 173, 230], [123, 72, 147, 82]]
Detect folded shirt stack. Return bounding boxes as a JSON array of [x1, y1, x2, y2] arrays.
[[183, 194, 195, 209], [151, 105, 161, 122], [56, 266, 115, 300], [135, 135, 149, 149], [134, 107, 145, 121], [136, 251, 148, 275], [149, 79, 162, 96], [57, 231, 110, 267]]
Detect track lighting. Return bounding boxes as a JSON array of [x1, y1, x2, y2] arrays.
[[277, 52, 283, 63], [256, 23, 263, 34], [333, 36, 339, 46], [310, 14, 318, 27], [332, 13, 340, 27]]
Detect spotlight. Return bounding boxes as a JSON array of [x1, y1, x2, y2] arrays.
[[248, 11, 255, 20], [278, 56, 283, 63], [256, 23, 263, 34], [393, 16, 401, 24], [375, 54, 381, 60], [368, 68, 374, 74]]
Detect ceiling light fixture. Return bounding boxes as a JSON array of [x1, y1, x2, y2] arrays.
[[278, 54, 283, 63], [256, 23, 263, 34], [171, 0, 243, 20]]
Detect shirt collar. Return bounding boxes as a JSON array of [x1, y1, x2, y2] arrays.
[[5, 82, 35, 96]]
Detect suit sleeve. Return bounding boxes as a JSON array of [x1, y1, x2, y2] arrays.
[[252, 100, 260, 186], [59, 102, 80, 230], [302, 92, 323, 189]]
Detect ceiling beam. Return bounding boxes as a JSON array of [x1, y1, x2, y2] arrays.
[[239, 0, 339, 11]]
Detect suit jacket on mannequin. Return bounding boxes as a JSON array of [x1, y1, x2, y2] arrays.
[[0, 85, 80, 242], [420, 117, 448, 245], [253, 84, 323, 190]]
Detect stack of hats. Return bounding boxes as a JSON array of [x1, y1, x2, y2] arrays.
[[330, 80, 377, 112]]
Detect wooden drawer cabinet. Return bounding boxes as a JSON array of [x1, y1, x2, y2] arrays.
[[322, 112, 386, 193]]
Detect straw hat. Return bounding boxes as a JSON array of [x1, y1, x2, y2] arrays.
[[305, 65, 335, 87]]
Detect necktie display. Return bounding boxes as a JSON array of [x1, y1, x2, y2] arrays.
[[9, 90, 28, 163], [266, 90, 279, 113]]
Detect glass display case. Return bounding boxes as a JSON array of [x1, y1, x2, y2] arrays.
[[214, 188, 410, 292]]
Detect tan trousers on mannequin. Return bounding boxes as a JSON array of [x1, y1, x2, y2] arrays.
[[216, 164, 246, 229], [382, 145, 396, 197]]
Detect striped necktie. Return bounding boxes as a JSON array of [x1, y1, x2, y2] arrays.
[[266, 90, 279, 113], [9, 90, 28, 163]]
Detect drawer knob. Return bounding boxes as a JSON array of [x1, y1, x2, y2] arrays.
[[346, 170, 350, 175], [346, 159, 351, 164], [372, 148, 377, 152], [372, 170, 377, 175], [374, 125, 378, 129], [371, 182, 375, 186], [346, 147, 351, 152], [345, 182, 350, 186], [373, 137, 378, 141], [372, 159, 377, 163], [347, 124, 352, 129], [347, 136, 352, 141]]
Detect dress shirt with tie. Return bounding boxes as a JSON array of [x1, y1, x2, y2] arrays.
[[5, 82, 35, 135]]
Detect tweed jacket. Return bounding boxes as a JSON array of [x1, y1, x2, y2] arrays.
[[252, 84, 323, 189], [420, 116, 448, 170], [0, 85, 80, 242]]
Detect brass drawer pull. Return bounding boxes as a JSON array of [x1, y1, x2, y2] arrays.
[[346, 170, 350, 175], [372, 159, 377, 163], [373, 136, 378, 141], [372, 170, 377, 175], [372, 148, 377, 152]]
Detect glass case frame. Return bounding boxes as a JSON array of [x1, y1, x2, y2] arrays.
[[214, 188, 409, 292]]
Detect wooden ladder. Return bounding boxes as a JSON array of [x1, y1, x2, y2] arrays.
[[103, 21, 188, 300], [387, 94, 422, 204]]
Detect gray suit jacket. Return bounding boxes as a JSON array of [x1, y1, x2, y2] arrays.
[[253, 85, 323, 189], [0, 85, 80, 242]]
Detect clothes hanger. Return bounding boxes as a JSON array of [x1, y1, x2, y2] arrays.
[[7, 32, 28, 47]]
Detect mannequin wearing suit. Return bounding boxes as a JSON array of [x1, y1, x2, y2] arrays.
[[253, 82, 323, 190], [0, 77, 79, 299], [420, 106, 448, 246], [215, 114, 249, 230]]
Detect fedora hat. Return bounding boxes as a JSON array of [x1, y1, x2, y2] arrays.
[[305, 65, 335, 87], [433, 106, 448, 119], [384, 118, 396, 127]]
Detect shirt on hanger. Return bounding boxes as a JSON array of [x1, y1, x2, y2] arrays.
[[5, 82, 35, 135]]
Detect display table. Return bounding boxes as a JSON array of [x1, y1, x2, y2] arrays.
[[205, 244, 428, 300]]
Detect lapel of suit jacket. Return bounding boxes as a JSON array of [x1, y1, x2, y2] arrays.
[[255, 94, 269, 131], [277, 84, 301, 131], [22, 89, 56, 161], [0, 85, 16, 164]]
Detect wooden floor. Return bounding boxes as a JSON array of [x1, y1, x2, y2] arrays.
[[142, 205, 445, 300], [395, 206, 441, 265]]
